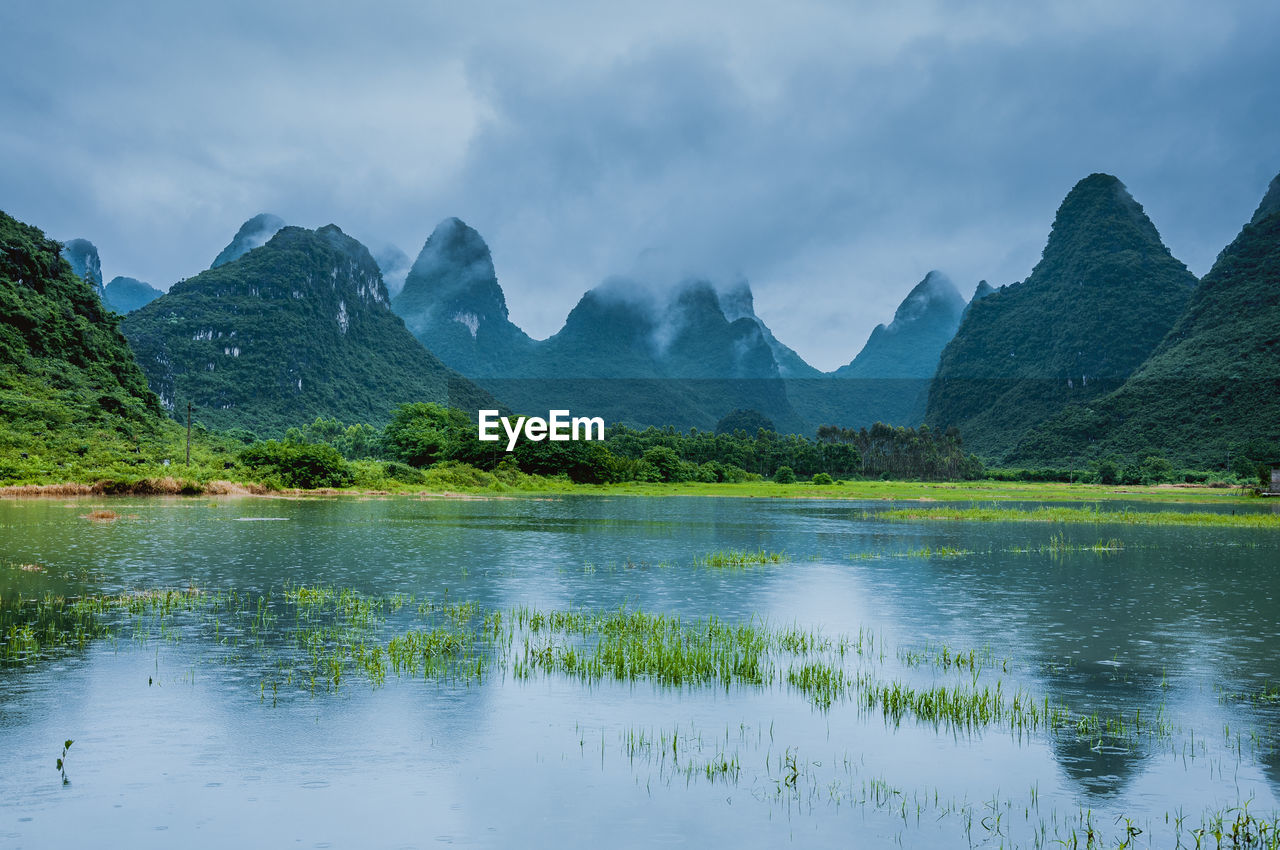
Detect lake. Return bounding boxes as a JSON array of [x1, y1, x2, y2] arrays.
[[2, 494, 1278, 848]]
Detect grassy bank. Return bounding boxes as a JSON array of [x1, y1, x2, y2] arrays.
[[2, 471, 1264, 503], [882, 503, 1280, 528]]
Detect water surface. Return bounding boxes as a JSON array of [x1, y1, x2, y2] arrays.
[[2, 495, 1278, 848]]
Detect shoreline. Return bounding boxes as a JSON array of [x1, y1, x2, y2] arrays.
[[0, 477, 1260, 504]]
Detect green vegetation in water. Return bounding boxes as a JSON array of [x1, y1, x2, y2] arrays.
[[846, 545, 973, 560], [55, 738, 73, 785], [0, 587, 1216, 749], [881, 504, 1280, 529], [694, 549, 789, 569], [10, 582, 1280, 847], [1007, 533, 1126, 556]]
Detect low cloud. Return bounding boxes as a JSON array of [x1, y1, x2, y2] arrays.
[[2, 0, 1278, 369]]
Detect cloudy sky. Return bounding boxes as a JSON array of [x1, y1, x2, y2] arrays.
[[2, 0, 1278, 370]]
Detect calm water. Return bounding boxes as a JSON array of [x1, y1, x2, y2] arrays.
[[1, 495, 1278, 848]]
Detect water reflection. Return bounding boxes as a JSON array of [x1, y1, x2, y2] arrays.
[[2, 495, 1279, 848]]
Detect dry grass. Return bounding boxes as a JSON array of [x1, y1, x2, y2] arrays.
[[0, 483, 96, 497], [0, 478, 273, 498], [83, 509, 120, 521]]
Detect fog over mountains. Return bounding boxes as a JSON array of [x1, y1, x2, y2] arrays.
[[30, 166, 1280, 464]]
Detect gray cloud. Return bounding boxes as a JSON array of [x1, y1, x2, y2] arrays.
[[2, 0, 1277, 369]]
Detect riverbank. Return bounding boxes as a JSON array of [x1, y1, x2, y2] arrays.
[[0, 476, 1260, 504]]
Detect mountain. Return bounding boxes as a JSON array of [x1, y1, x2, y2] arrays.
[[924, 173, 1198, 460], [1016, 172, 1280, 467], [60, 237, 104, 297], [390, 217, 802, 430], [122, 223, 497, 435], [479, 277, 804, 432], [103, 276, 163, 313], [372, 243, 411, 298], [1, 210, 163, 475], [391, 217, 535, 377], [210, 213, 285, 269], [718, 280, 822, 379], [834, 271, 967, 380], [783, 271, 969, 430]]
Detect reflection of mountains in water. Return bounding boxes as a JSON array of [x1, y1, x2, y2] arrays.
[[1039, 657, 1166, 800]]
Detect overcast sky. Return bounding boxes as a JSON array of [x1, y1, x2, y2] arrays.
[[2, 0, 1277, 370]]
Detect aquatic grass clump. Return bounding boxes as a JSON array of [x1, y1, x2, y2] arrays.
[[788, 661, 851, 709], [513, 608, 778, 688], [694, 549, 789, 569], [880, 504, 1280, 529]]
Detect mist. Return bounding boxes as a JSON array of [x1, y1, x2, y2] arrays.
[[2, 0, 1278, 369]]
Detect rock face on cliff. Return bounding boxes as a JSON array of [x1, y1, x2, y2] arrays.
[[925, 173, 1197, 459], [122, 224, 496, 435]]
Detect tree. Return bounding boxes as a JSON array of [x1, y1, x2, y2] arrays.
[[382, 402, 467, 467]]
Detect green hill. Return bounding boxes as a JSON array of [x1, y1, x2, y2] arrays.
[[925, 173, 1197, 460], [1015, 172, 1280, 467], [0, 209, 170, 480], [122, 223, 497, 435]]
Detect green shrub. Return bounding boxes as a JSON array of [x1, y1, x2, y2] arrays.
[[238, 440, 353, 489], [774, 465, 796, 484], [811, 472, 834, 486]]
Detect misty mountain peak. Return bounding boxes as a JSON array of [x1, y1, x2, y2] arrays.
[[1251, 172, 1280, 225], [389, 217, 533, 376], [889, 271, 965, 328], [103, 276, 162, 314], [397, 217, 505, 319], [834, 271, 967, 380], [971, 280, 994, 302], [211, 213, 285, 269], [717, 278, 755, 322], [60, 238, 103, 294]]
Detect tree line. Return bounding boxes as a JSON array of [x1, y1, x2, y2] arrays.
[[233, 404, 985, 487]]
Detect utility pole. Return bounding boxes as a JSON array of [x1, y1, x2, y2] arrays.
[[186, 402, 192, 466]]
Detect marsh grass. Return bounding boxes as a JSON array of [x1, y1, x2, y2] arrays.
[[1006, 534, 1126, 557], [881, 504, 1280, 529], [694, 549, 789, 569], [0, 587, 1183, 747]]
